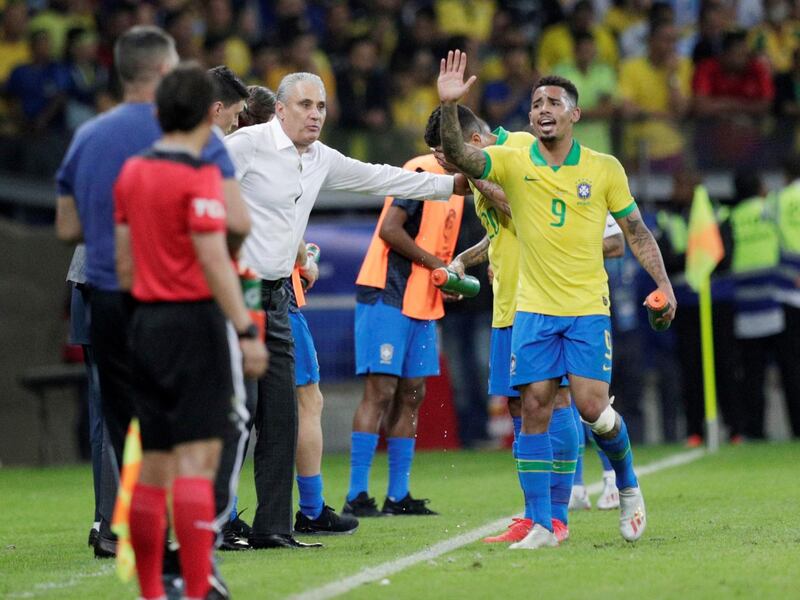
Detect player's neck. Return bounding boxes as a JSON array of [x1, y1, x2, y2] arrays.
[[538, 136, 574, 166], [159, 128, 209, 158]]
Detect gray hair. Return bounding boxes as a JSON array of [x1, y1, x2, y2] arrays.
[[276, 72, 325, 104]]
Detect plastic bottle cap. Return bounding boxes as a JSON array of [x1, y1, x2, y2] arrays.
[[646, 290, 667, 310], [431, 268, 449, 286]]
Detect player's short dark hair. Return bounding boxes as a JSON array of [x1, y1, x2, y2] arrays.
[[722, 29, 747, 52], [238, 85, 276, 127], [114, 26, 175, 84], [573, 31, 595, 46], [208, 65, 248, 107], [156, 64, 214, 133], [423, 105, 490, 148], [533, 75, 579, 106]]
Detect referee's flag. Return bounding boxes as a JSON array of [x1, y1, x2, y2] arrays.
[[685, 185, 724, 291], [111, 418, 142, 581]]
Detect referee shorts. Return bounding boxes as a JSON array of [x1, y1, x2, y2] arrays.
[[130, 300, 237, 452]]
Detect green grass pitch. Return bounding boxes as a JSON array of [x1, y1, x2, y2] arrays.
[[1, 443, 799, 599]]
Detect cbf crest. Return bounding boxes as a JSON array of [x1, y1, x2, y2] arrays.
[[576, 179, 592, 205]]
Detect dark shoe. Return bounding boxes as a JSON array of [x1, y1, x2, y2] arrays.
[[218, 523, 251, 551], [206, 570, 230, 599], [342, 492, 384, 518], [87, 528, 99, 548], [294, 506, 359, 536], [229, 509, 253, 540], [162, 540, 180, 576], [93, 533, 117, 558], [250, 533, 323, 549], [381, 493, 438, 516], [163, 573, 184, 600]]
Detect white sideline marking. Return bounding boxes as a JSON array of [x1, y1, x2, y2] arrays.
[[289, 448, 706, 600], [6, 563, 114, 598]]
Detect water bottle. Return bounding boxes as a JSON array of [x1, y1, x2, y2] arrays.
[[645, 290, 671, 331], [301, 243, 321, 290], [430, 268, 480, 298], [239, 265, 266, 340]]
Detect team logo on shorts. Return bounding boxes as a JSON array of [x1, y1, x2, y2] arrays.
[[510, 353, 517, 376], [379, 343, 394, 365], [576, 179, 592, 204]]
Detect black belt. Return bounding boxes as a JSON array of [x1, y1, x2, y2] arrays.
[[261, 278, 286, 291]]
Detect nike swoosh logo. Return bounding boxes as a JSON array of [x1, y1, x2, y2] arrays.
[[523, 176, 539, 182]]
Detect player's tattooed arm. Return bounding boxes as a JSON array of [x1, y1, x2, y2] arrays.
[[449, 235, 490, 278], [440, 103, 486, 179], [470, 178, 512, 217], [437, 50, 485, 179], [617, 207, 677, 321]]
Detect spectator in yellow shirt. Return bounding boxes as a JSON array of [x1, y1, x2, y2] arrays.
[[619, 21, 692, 172], [203, 0, 252, 77], [537, 0, 619, 74], [0, 1, 30, 84], [747, 0, 800, 74], [434, 0, 496, 43], [390, 49, 439, 154]]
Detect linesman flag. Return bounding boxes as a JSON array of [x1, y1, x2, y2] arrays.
[[685, 185, 725, 291], [111, 418, 142, 581]]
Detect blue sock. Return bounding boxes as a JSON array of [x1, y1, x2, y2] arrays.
[[229, 495, 239, 522], [297, 474, 324, 520], [549, 407, 579, 525], [517, 433, 553, 531], [387, 437, 415, 501], [570, 403, 585, 486], [597, 446, 614, 472], [347, 432, 379, 501], [583, 421, 614, 471], [510, 416, 529, 519], [591, 417, 638, 489]]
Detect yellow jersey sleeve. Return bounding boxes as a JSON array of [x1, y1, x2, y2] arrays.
[[480, 144, 516, 183], [604, 156, 637, 218]]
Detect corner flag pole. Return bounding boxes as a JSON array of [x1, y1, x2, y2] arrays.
[[698, 277, 719, 453]]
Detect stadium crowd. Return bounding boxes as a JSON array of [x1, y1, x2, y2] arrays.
[[3, 0, 800, 171]]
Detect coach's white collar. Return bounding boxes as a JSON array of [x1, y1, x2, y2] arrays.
[[270, 117, 299, 152]]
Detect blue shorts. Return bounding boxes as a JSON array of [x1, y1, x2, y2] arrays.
[[491, 326, 569, 396], [510, 313, 612, 388], [289, 311, 320, 387], [355, 298, 439, 378], [489, 327, 518, 397]]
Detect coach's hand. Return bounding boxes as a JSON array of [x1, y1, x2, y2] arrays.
[[442, 291, 463, 302], [241, 338, 269, 378]]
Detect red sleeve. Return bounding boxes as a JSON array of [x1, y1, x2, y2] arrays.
[[187, 165, 227, 233], [692, 59, 714, 96], [755, 60, 775, 100], [113, 162, 130, 225]]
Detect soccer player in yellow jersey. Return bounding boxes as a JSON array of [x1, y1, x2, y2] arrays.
[[437, 50, 677, 549]]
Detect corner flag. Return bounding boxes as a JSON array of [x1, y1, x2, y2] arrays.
[[111, 418, 142, 581], [686, 185, 724, 291], [685, 185, 724, 452]]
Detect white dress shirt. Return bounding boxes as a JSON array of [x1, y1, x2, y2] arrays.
[[224, 118, 455, 280]]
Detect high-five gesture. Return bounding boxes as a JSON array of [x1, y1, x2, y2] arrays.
[[438, 50, 477, 104]]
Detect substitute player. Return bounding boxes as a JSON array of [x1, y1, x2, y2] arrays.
[[114, 65, 267, 600], [439, 51, 676, 549], [431, 108, 624, 542], [344, 153, 465, 518]]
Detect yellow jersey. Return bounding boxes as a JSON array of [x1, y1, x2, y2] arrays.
[[480, 140, 635, 316], [473, 127, 533, 327]]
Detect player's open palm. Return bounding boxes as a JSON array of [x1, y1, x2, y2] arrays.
[[438, 49, 477, 104]]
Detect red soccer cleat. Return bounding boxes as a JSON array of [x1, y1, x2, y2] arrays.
[[551, 518, 570, 542], [482, 518, 533, 543]]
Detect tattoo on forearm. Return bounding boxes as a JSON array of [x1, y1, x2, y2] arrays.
[[458, 237, 490, 268], [624, 214, 670, 286], [440, 103, 486, 179]]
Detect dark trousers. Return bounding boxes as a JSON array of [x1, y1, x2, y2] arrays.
[[88, 289, 135, 465], [250, 283, 297, 538], [738, 307, 800, 438], [88, 289, 135, 538], [675, 302, 742, 438]]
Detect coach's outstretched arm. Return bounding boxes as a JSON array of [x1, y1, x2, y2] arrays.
[[616, 207, 677, 322], [438, 50, 485, 180]]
